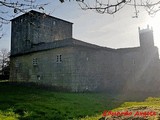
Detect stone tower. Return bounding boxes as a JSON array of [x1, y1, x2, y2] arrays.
[[139, 25, 154, 49], [11, 10, 73, 55]]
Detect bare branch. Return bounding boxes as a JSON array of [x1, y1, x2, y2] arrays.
[[77, 0, 131, 14], [63, 0, 160, 17]]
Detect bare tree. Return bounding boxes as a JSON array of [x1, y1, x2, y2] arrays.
[[59, 0, 160, 17], [0, 0, 48, 38], [0, 49, 10, 78]]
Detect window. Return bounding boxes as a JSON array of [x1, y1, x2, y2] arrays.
[[56, 55, 62, 63], [32, 58, 38, 66], [37, 75, 41, 80], [56, 55, 59, 62], [53, 21, 56, 26], [60, 55, 62, 62]]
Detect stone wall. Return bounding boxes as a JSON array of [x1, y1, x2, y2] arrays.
[[69, 45, 160, 92], [69, 46, 124, 92], [10, 44, 160, 92], [10, 46, 75, 91], [118, 46, 160, 92], [10, 45, 121, 92], [11, 10, 72, 55], [10, 10, 160, 93]]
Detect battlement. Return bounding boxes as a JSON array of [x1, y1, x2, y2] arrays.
[[139, 25, 154, 49], [138, 25, 153, 33]]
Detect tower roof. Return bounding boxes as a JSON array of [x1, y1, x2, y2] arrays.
[[11, 10, 73, 24]]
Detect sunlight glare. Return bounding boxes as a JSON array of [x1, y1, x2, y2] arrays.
[[145, 14, 160, 51]]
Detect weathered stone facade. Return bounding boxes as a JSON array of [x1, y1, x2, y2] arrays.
[[10, 10, 160, 92], [11, 10, 72, 55]]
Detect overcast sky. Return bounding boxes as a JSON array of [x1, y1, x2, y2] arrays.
[[1, 0, 160, 52]]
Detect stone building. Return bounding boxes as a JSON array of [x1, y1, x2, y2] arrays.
[[10, 10, 160, 92]]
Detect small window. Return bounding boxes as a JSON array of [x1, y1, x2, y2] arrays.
[[60, 55, 62, 62], [33, 58, 38, 66], [56, 55, 59, 62], [53, 21, 56, 26], [37, 75, 41, 80], [56, 55, 62, 63]]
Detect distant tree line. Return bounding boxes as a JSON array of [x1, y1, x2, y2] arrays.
[[0, 49, 10, 80]]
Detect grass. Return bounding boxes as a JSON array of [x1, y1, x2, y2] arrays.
[[82, 97, 160, 120], [0, 82, 123, 120], [1, 82, 160, 120], [114, 97, 160, 110]]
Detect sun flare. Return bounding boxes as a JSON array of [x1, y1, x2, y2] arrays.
[[145, 14, 160, 51]]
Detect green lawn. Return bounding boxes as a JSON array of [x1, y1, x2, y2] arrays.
[[82, 97, 160, 120], [1, 82, 160, 120], [0, 82, 122, 120]]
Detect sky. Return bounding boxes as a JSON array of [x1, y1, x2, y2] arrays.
[[1, 0, 160, 52]]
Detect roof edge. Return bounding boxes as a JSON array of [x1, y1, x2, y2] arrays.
[[10, 10, 73, 24]]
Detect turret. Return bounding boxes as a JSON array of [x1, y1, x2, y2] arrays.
[[139, 25, 154, 49]]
